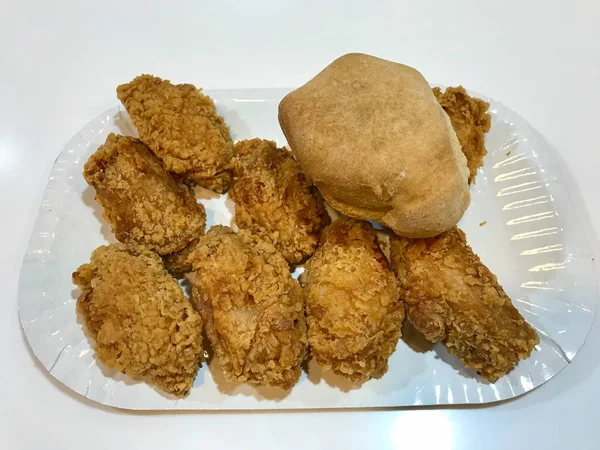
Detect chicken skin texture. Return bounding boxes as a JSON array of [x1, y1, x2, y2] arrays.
[[304, 217, 404, 382], [230, 138, 330, 264], [190, 226, 308, 389], [433, 86, 491, 184], [117, 75, 234, 192], [73, 244, 204, 397], [83, 133, 206, 258], [162, 237, 201, 276], [389, 227, 539, 382]]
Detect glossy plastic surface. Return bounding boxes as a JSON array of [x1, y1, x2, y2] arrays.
[[18, 88, 597, 409]]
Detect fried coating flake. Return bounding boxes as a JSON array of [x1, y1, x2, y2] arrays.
[[162, 238, 201, 276], [433, 86, 491, 184], [190, 226, 308, 389], [230, 138, 331, 263], [389, 227, 539, 382], [83, 133, 206, 257], [73, 244, 204, 397], [304, 217, 404, 382], [117, 75, 234, 192]]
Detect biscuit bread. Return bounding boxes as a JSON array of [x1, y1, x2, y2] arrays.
[[279, 53, 470, 237]]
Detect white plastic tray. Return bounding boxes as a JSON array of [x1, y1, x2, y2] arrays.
[[18, 88, 597, 410]]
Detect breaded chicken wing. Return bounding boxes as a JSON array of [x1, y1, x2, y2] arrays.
[[389, 227, 539, 382], [304, 217, 404, 382], [190, 226, 307, 389], [433, 86, 491, 184], [83, 133, 206, 260], [230, 138, 330, 263], [117, 75, 234, 192], [73, 244, 204, 397]]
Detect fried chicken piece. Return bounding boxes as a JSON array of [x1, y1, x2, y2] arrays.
[[433, 86, 491, 184], [230, 138, 331, 263], [304, 217, 404, 382], [84, 133, 206, 258], [117, 75, 234, 192], [389, 227, 539, 382], [73, 244, 204, 397], [190, 226, 307, 389]]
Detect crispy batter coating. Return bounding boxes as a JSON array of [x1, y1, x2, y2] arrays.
[[230, 138, 331, 263], [162, 238, 200, 276], [72, 244, 204, 397], [83, 133, 206, 256], [190, 226, 307, 389], [117, 75, 234, 192], [304, 217, 404, 382], [433, 86, 491, 184], [389, 227, 539, 382]]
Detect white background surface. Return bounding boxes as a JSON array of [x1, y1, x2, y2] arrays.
[[2, 1, 599, 449]]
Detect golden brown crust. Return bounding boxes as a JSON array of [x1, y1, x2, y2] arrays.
[[190, 226, 308, 389], [433, 86, 491, 184], [83, 133, 206, 256], [389, 227, 539, 382], [279, 53, 470, 238], [117, 75, 234, 192], [304, 217, 404, 382], [229, 138, 331, 263], [162, 238, 200, 275], [72, 244, 204, 397]]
